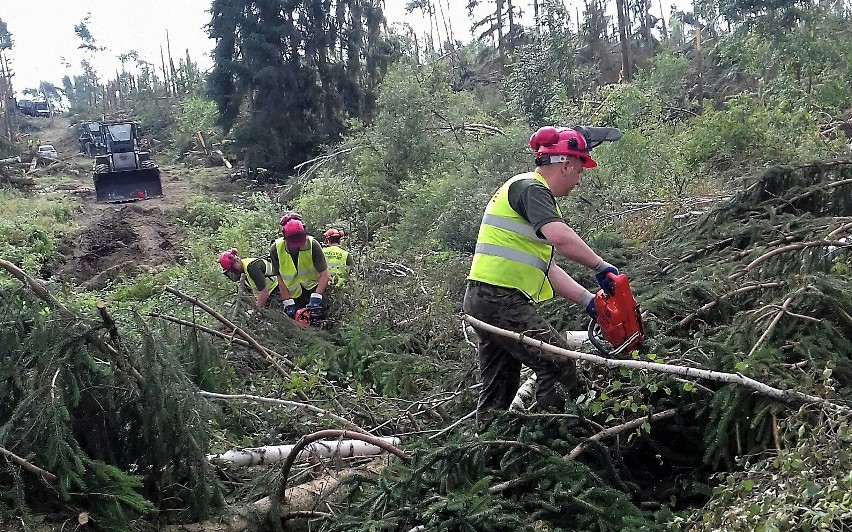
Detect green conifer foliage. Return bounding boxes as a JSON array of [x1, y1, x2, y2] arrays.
[[328, 415, 671, 531], [0, 286, 221, 529], [629, 160, 852, 468]]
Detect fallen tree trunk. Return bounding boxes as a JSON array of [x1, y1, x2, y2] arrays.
[[0, 175, 36, 186], [28, 162, 64, 176], [207, 435, 400, 466], [163, 460, 387, 532], [462, 314, 849, 412]]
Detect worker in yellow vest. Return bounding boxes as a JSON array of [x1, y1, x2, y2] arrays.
[[218, 248, 281, 308], [322, 228, 354, 287], [465, 126, 623, 431], [270, 219, 329, 319]]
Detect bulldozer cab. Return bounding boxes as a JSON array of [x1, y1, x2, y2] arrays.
[[93, 121, 163, 203]]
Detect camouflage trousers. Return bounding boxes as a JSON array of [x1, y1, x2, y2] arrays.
[[463, 281, 579, 431]]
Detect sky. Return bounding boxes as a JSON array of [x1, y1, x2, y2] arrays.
[[0, 0, 664, 98]]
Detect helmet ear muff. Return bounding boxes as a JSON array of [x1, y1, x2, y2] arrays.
[[529, 126, 560, 151]]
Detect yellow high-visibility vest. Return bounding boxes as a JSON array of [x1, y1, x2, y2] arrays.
[[468, 172, 559, 302], [241, 257, 278, 293], [274, 236, 320, 299], [323, 246, 350, 287]]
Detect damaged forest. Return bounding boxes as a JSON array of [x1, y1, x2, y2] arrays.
[[2, 0, 852, 530]]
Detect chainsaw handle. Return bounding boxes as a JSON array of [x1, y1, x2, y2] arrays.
[[598, 271, 620, 296], [587, 319, 610, 355]]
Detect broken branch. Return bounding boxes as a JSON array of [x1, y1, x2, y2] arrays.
[[564, 408, 681, 460], [199, 391, 366, 433]]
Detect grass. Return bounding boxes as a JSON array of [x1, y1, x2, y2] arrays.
[[0, 187, 77, 275]]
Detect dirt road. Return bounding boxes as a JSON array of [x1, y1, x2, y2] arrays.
[[24, 116, 232, 287]]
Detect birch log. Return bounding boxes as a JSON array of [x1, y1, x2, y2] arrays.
[[164, 460, 387, 532], [463, 314, 848, 412], [208, 437, 401, 466]]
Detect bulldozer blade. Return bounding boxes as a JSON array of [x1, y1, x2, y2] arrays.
[[94, 168, 163, 203]]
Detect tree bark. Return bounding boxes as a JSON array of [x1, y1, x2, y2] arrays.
[[615, 0, 632, 80], [462, 314, 848, 412]]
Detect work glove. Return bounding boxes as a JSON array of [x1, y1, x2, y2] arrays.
[[594, 259, 619, 294], [586, 299, 597, 319], [307, 293, 325, 318], [282, 299, 297, 318]]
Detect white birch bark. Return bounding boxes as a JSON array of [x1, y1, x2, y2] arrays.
[[208, 437, 401, 466]]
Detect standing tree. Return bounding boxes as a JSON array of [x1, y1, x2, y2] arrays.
[[0, 18, 13, 141], [71, 14, 104, 110], [207, 0, 395, 176], [468, 0, 524, 63]]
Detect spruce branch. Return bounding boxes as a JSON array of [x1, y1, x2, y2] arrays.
[[0, 445, 57, 483], [0, 258, 145, 387], [198, 391, 366, 432], [427, 410, 476, 440], [164, 286, 299, 385], [662, 237, 735, 274], [827, 221, 852, 238], [462, 314, 850, 412], [678, 282, 785, 328], [96, 300, 120, 347], [747, 286, 810, 358], [149, 312, 293, 367], [778, 178, 852, 211], [563, 408, 682, 460], [729, 240, 852, 281]]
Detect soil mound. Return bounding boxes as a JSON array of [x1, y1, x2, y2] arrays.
[[52, 203, 187, 289]]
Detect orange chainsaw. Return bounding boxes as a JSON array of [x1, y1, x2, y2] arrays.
[[588, 272, 645, 357], [292, 307, 325, 328]]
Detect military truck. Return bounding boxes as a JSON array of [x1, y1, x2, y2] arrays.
[[93, 122, 163, 202]]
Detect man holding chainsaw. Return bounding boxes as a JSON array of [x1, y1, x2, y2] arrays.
[[270, 218, 329, 321], [465, 125, 622, 431]]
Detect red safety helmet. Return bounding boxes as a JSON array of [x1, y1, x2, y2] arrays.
[[218, 248, 239, 271], [323, 228, 345, 242], [283, 219, 307, 248], [529, 126, 597, 169], [279, 212, 303, 232]]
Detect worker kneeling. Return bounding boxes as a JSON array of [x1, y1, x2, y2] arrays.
[[218, 248, 281, 308], [271, 219, 329, 324]]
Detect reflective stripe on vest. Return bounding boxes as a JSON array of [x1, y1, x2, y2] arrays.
[[241, 257, 278, 293], [467, 172, 560, 302], [274, 236, 320, 299], [323, 246, 349, 287]]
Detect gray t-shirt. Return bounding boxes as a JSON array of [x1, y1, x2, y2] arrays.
[[507, 178, 562, 237]]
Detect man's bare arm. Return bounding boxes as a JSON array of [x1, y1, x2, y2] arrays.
[[540, 221, 601, 268], [548, 262, 594, 307]]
